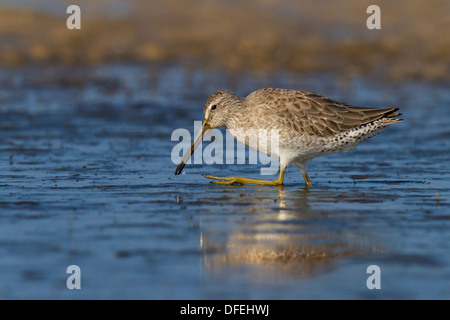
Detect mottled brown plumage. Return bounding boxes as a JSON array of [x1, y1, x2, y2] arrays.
[[245, 88, 402, 137]]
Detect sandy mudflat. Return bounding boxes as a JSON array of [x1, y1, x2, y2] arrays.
[[0, 0, 448, 81]]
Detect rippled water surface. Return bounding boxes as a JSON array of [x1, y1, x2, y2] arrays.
[[0, 64, 448, 299]]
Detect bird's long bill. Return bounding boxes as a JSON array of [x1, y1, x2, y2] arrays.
[[175, 119, 210, 175]]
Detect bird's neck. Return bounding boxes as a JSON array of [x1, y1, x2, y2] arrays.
[[224, 96, 246, 129]]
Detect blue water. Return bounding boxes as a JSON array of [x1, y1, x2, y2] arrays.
[[0, 64, 448, 299]]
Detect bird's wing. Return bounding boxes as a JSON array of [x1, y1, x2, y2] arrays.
[[274, 91, 401, 137]]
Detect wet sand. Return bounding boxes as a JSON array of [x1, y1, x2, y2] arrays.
[[0, 0, 449, 81], [0, 64, 448, 299]]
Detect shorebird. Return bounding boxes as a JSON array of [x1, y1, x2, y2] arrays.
[[175, 88, 402, 186]]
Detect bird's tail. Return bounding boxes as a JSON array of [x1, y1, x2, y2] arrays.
[[378, 107, 403, 126]]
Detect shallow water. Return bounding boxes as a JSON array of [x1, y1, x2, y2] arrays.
[[0, 64, 448, 299]]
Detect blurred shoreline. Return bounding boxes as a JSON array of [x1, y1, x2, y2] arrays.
[[0, 0, 448, 82]]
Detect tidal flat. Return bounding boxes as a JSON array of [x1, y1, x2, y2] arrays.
[[0, 64, 448, 299]]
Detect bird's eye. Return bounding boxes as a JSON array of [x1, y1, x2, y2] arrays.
[[211, 105, 217, 110]]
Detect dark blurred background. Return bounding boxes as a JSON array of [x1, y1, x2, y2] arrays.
[[0, 0, 448, 81]]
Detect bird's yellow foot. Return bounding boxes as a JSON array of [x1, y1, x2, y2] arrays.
[[204, 169, 285, 186], [204, 175, 243, 186], [302, 172, 312, 187]]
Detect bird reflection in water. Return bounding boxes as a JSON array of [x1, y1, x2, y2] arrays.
[[199, 185, 379, 281]]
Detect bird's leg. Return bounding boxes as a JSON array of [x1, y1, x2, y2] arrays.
[[302, 172, 312, 187], [205, 169, 285, 186]]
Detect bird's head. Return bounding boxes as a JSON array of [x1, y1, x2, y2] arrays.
[[202, 90, 241, 128], [175, 90, 242, 175]]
